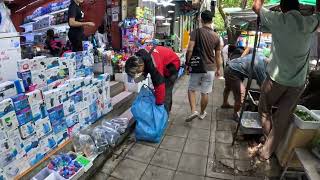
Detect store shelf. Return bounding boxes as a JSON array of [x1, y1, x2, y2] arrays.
[[20, 8, 69, 27], [22, 23, 69, 35]]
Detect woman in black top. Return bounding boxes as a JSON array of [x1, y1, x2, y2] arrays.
[[68, 0, 95, 52]]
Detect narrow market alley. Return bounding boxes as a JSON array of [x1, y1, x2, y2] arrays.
[[92, 76, 281, 180]]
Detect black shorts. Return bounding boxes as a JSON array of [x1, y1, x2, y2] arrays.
[[68, 30, 83, 52]]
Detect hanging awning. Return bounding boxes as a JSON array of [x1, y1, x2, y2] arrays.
[[269, 0, 316, 6]]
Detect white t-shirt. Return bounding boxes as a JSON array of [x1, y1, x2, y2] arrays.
[[222, 45, 229, 62]]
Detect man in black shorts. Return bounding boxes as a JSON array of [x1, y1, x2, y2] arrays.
[[68, 0, 95, 52]]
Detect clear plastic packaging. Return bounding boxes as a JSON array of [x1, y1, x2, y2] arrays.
[[102, 120, 121, 133], [78, 134, 98, 158], [100, 123, 120, 147], [71, 132, 82, 154], [110, 118, 129, 134], [92, 126, 109, 153]]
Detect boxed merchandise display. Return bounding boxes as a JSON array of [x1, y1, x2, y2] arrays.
[[0, 81, 18, 101]]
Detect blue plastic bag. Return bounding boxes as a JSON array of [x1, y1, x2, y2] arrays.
[[131, 85, 168, 143]]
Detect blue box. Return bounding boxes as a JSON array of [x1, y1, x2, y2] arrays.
[[17, 71, 32, 91], [16, 107, 33, 126], [11, 94, 30, 112]]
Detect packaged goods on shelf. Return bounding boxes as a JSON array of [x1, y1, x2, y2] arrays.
[[0, 50, 111, 179]]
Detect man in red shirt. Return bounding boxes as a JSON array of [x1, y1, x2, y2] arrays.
[[125, 46, 181, 112]]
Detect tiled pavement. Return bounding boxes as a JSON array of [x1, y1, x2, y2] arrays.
[[92, 76, 282, 180]]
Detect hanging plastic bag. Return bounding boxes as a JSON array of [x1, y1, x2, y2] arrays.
[[131, 85, 168, 143], [110, 118, 129, 134]]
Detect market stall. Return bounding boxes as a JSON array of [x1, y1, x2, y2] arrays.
[[224, 1, 320, 179]]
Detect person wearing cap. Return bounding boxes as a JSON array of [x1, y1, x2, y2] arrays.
[[125, 46, 180, 113], [251, 0, 320, 161]]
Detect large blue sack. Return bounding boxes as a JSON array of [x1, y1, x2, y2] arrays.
[[131, 85, 168, 143]]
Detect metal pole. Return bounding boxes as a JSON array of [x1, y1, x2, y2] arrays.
[[232, 17, 261, 146]]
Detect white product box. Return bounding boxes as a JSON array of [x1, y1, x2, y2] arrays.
[[30, 57, 47, 71], [19, 121, 36, 139], [31, 69, 47, 89], [6, 128, 24, 156], [26, 89, 43, 106], [34, 117, 52, 139], [65, 113, 79, 128], [79, 108, 90, 127], [0, 81, 17, 101], [1, 111, 18, 131], [17, 59, 32, 72], [63, 99, 75, 116], [43, 89, 61, 110]]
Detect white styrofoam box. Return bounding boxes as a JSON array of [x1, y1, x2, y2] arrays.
[[43, 89, 62, 110], [26, 89, 43, 106], [17, 59, 32, 72], [294, 105, 320, 130], [31, 69, 47, 89], [0, 81, 17, 101], [115, 73, 125, 82], [311, 110, 320, 118], [34, 117, 52, 139]]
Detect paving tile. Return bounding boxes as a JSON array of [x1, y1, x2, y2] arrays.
[[150, 148, 181, 170], [216, 131, 233, 144], [215, 143, 234, 159], [113, 137, 135, 156], [111, 158, 147, 180], [174, 171, 205, 180], [177, 153, 207, 176], [190, 117, 211, 130], [217, 121, 237, 131], [209, 141, 215, 157], [235, 176, 263, 180], [107, 177, 121, 180], [141, 165, 175, 180], [101, 155, 123, 175], [188, 128, 210, 141], [234, 160, 256, 173], [205, 177, 220, 180], [92, 172, 109, 180], [126, 143, 156, 163], [206, 157, 235, 180], [166, 124, 190, 138], [183, 139, 209, 156], [234, 144, 251, 161], [160, 135, 186, 152], [210, 129, 216, 142]]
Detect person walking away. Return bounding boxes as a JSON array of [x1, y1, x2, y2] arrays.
[[68, 0, 95, 52], [221, 53, 268, 119], [125, 46, 180, 113], [185, 10, 222, 122], [251, 0, 320, 161]]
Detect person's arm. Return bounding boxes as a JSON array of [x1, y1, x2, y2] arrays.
[[215, 46, 222, 77], [252, 0, 265, 14], [186, 41, 195, 65], [186, 31, 196, 66], [69, 18, 95, 27], [241, 47, 251, 57]]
